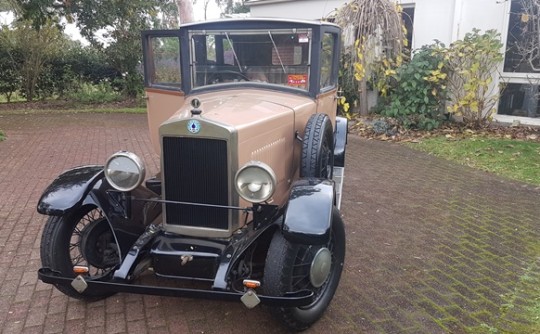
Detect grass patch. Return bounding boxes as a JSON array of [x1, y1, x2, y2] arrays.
[[409, 136, 540, 185], [0, 130, 5, 141]]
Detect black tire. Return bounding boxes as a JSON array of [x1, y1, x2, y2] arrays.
[[301, 113, 334, 179], [263, 208, 346, 331], [40, 205, 120, 301]]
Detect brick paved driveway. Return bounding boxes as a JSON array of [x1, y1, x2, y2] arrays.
[[0, 112, 539, 333]]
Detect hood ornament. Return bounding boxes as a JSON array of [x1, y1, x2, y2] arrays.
[[190, 98, 202, 116]]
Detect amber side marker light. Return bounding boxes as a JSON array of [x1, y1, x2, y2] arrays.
[[243, 279, 261, 289], [73, 266, 89, 274]]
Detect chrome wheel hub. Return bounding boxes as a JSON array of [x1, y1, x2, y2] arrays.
[[310, 247, 332, 288]]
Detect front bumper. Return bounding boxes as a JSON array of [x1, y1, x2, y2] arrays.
[[38, 268, 314, 307]]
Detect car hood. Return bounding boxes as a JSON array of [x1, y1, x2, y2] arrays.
[[170, 88, 314, 131]]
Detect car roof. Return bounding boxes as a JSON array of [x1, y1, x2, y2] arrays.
[[181, 17, 340, 30]]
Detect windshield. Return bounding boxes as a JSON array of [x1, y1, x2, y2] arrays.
[[189, 28, 312, 91]]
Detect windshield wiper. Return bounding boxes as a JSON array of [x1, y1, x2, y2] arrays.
[[225, 32, 243, 73], [268, 31, 286, 74]]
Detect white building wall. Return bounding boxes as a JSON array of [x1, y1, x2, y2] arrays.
[[247, 0, 540, 124], [408, 0, 454, 49], [249, 0, 507, 55], [249, 0, 347, 20], [457, 0, 508, 40]]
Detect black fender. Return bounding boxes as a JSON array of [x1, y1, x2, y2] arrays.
[[37, 165, 161, 258], [282, 178, 335, 245], [37, 165, 105, 216], [334, 116, 348, 167]]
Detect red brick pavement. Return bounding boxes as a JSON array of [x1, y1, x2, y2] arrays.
[[0, 112, 539, 333]]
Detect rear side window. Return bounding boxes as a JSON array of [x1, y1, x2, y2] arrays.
[[320, 32, 337, 90]]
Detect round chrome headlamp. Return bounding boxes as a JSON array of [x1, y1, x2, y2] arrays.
[[104, 151, 146, 192], [235, 161, 277, 203]]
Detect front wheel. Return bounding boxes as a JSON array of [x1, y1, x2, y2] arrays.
[[40, 205, 120, 301], [263, 208, 346, 331]]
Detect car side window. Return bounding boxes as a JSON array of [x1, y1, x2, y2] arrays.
[[320, 32, 337, 90], [147, 36, 182, 88]]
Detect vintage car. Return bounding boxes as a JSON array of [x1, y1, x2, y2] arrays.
[[37, 18, 348, 331]]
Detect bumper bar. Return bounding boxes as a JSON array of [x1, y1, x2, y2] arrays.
[[38, 268, 314, 307]]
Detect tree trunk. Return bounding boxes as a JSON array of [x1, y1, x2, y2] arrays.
[[176, 0, 194, 24], [359, 77, 369, 115]]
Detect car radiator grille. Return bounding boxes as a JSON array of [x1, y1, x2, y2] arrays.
[[162, 137, 229, 229]]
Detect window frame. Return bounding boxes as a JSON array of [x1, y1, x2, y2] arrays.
[[141, 30, 184, 92]]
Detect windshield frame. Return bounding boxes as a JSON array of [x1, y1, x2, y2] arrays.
[[188, 28, 313, 93], [178, 19, 341, 98]]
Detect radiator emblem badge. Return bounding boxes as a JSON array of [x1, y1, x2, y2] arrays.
[[187, 120, 201, 134]]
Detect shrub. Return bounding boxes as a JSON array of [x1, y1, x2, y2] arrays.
[[434, 29, 503, 127], [376, 44, 447, 130], [66, 82, 123, 104], [338, 51, 360, 118], [373, 29, 503, 130], [0, 26, 23, 102]]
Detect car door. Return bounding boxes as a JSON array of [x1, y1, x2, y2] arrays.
[[142, 30, 185, 153]]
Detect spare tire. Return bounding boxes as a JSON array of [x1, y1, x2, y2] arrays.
[[300, 113, 334, 179]]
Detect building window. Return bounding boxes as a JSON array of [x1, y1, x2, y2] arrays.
[[504, 0, 540, 73], [499, 0, 540, 118], [402, 6, 415, 55], [499, 83, 540, 118]]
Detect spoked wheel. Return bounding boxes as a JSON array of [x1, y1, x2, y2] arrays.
[[40, 205, 120, 301], [264, 208, 345, 331]]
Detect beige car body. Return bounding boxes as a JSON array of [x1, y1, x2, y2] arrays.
[[142, 18, 343, 238], [146, 87, 337, 237]]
